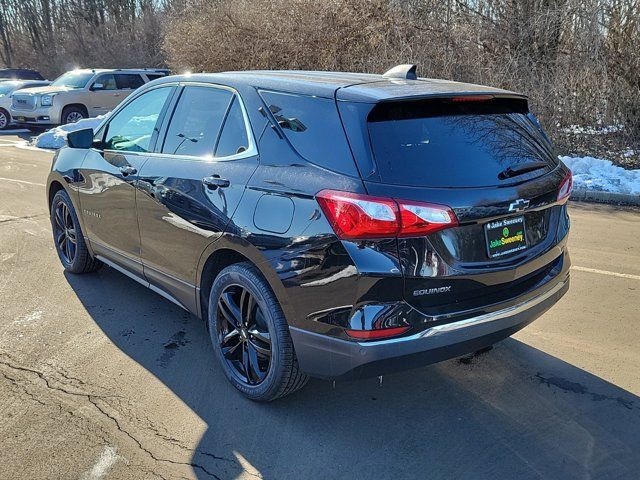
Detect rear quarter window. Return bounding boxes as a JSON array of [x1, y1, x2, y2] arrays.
[[258, 90, 358, 176]]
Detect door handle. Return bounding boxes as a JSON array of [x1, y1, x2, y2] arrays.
[[119, 165, 137, 176], [202, 175, 230, 189]]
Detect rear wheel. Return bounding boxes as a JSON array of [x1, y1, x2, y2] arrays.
[[208, 262, 309, 401], [0, 108, 10, 130], [50, 190, 101, 273]]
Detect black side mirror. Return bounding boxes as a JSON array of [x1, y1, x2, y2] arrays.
[[67, 128, 94, 149]]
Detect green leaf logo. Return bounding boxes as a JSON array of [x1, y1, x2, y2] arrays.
[[503, 227, 509, 237]]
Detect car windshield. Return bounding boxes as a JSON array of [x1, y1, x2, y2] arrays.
[[50, 71, 94, 89], [0, 82, 21, 95]]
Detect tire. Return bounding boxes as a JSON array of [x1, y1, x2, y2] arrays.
[[208, 262, 309, 401], [61, 105, 86, 125], [0, 108, 10, 130], [50, 190, 101, 273]]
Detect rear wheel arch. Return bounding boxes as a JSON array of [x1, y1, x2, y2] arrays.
[[197, 240, 295, 324]]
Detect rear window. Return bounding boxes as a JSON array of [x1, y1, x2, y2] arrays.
[[258, 90, 358, 176], [367, 97, 557, 188]]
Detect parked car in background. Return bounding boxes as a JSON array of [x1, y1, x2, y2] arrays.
[[10, 68, 169, 129], [0, 68, 45, 81], [0, 80, 50, 130], [46, 65, 572, 401]]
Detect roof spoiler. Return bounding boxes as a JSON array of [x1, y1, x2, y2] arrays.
[[382, 64, 418, 80]]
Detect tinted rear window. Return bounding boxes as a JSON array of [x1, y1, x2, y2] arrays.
[[162, 86, 233, 157], [258, 90, 358, 176], [368, 98, 557, 188]]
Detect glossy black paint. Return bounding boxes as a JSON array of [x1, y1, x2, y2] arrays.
[[47, 70, 571, 379]]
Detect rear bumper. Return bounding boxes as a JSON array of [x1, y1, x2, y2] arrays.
[[290, 273, 569, 380]]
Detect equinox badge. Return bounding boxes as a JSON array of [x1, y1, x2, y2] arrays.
[[413, 286, 452, 297]]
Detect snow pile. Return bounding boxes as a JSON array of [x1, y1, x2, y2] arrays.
[[561, 156, 640, 195], [33, 115, 106, 149]]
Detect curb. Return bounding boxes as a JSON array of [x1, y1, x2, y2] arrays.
[[570, 188, 640, 206]]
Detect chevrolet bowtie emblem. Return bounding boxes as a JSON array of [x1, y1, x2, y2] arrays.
[[509, 199, 530, 212]]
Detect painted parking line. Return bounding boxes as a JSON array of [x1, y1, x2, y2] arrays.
[[572, 265, 640, 281], [0, 177, 45, 187]]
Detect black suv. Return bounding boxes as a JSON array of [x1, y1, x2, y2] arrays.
[[0, 68, 45, 81], [47, 66, 572, 401]]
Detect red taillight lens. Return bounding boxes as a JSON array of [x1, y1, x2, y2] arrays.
[[316, 190, 399, 239], [397, 200, 458, 237], [557, 171, 573, 203], [316, 190, 458, 240], [345, 326, 410, 340]]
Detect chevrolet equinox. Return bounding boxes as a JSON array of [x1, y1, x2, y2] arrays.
[[47, 65, 572, 401]]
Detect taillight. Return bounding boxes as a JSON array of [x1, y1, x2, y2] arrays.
[[315, 191, 399, 239], [397, 200, 458, 237], [316, 190, 458, 240], [557, 171, 573, 203]]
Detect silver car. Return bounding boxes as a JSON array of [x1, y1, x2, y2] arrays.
[[0, 80, 50, 130], [10, 68, 168, 129]]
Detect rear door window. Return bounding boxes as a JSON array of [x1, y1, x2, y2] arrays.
[[115, 74, 145, 90], [367, 98, 558, 187], [161, 86, 233, 157], [258, 90, 358, 176]]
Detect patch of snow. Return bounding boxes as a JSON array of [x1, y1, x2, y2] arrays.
[[32, 115, 107, 149], [561, 156, 640, 195], [562, 124, 624, 135], [14, 310, 43, 325]]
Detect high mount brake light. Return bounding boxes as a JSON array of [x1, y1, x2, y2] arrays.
[[316, 190, 458, 240], [450, 95, 494, 102], [557, 171, 573, 203]]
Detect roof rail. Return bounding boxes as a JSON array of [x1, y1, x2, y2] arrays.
[[382, 64, 418, 80]]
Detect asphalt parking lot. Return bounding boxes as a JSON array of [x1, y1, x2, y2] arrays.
[[1, 131, 639, 480]]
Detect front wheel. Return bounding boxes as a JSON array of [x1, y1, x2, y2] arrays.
[[0, 108, 10, 130], [50, 190, 101, 273], [61, 106, 86, 125], [208, 262, 309, 401]]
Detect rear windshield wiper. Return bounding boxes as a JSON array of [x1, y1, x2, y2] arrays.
[[498, 161, 549, 180]]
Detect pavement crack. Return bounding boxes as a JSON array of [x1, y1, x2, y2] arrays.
[[88, 397, 223, 479], [0, 213, 47, 224], [0, 357, 230, 479]]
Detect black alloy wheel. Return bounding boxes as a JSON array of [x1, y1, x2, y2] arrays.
[[53, 200, 77, 265], [50, 189, 101, 273], [208, 262, 308, 401], [216, 284, 272, 385]]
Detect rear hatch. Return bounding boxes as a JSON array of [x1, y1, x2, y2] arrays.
[[338, 94, 570, 316]]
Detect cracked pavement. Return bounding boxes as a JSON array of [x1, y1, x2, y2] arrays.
[[1, 133, 640, 479]]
